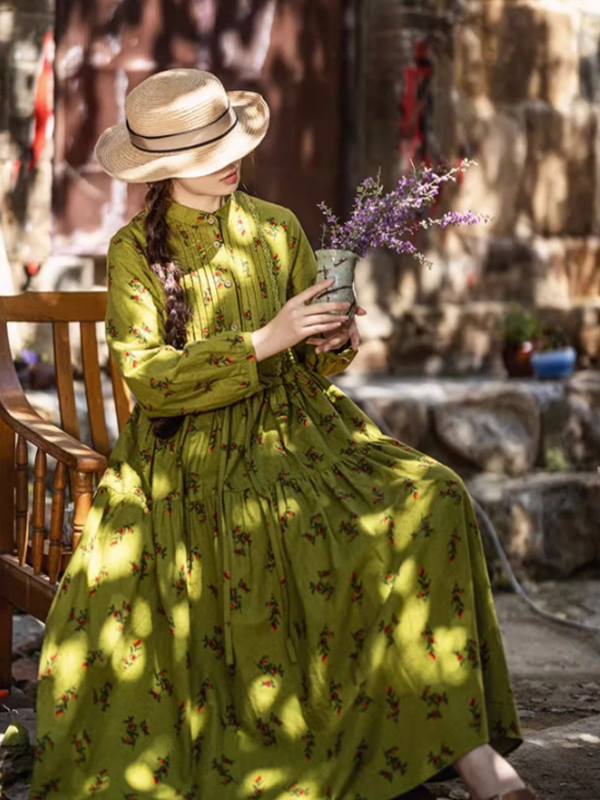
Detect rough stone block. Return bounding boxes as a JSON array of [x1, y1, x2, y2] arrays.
[[387, 302, 506, 376], [466, 237, 535, 304], [453, 102, 527, 238], [338, 371, 600, 477], [478, 0, 580, 109], [0, 5, 15, 45], [454, 19, 486, 98], [531, 237, 600, 307], [521, 101, 598, 237], [564, 370, 600, 464], [12, 615, 44, 657], [573, 302, 600, 367], [528, 373, 600, 471], [468, 471, 600, 578], [433, 387, 541, 476], [383, 299, 600, 377], [579, 11, 600, 104], [368, 396, 430, 451]]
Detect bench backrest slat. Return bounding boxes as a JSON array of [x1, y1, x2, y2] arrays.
[[0, 291, 134, 582], [81, 322, 110, 458]]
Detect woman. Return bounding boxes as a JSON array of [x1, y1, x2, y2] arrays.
[[30, 69, 533, 800]]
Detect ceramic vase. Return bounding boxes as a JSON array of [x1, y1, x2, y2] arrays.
[[311, 249, 359, 321]]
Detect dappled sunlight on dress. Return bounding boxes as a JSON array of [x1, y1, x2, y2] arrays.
[[30, 192, 521, 800]]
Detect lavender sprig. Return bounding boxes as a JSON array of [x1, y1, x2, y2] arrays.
[[319, 161, 488, 265]]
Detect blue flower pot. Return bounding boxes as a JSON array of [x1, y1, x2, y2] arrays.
[[530, 347, 577, 379]]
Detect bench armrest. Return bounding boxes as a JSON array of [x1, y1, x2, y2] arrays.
[[0, 382, 107, 473]]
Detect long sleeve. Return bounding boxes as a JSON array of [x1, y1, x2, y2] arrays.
[[286, 214, 357, 377], [105, 231, 261, 417]]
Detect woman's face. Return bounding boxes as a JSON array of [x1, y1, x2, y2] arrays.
[[173, 159, 242, 197]]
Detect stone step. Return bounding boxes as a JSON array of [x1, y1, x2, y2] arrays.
[[509, 714, 600, 800], [468, 471, 600, 578], [337, 374, 600, 578], [337, 371, 600, 476]]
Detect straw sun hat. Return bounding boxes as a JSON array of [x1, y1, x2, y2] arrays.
[[95, 69, 270, 183]]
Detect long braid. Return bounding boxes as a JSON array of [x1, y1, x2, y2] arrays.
[[145, 179, 190, 439]]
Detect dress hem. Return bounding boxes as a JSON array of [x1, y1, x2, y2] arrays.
[[369, 733, 522, 800]]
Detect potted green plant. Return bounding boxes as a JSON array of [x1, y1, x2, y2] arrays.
[[530, 325, 576, 380], [502, 308, 540, 377]]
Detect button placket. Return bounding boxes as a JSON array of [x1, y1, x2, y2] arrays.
[[217, 221, 244, 334]]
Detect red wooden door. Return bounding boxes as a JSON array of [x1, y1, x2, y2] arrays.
[[52, 0, 343, 255]]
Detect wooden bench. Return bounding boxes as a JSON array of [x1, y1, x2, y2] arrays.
[[0, 291, 132, 690]]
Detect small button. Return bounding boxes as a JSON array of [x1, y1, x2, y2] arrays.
[[207, 216, 215, 225], [213, 241, 221, 249], [224, 280, 232, 288], [230, 323, 239, 332]]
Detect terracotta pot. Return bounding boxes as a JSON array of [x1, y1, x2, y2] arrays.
[[311, 249, 359, 321], [502, 341, 535, 377]]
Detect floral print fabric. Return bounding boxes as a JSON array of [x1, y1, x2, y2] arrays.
[[30, 192, 521, 800]]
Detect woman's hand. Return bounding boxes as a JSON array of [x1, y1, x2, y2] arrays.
[[251, 279, 350, 362], [307, 306, 367, 354]]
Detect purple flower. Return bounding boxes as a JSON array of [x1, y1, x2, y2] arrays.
[[19, 348, 40, 366], [318, 162, 488, 264]]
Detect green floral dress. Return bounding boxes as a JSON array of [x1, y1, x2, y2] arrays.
[[30, 192, 521, 800]]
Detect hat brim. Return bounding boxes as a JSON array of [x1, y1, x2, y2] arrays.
[[94, 91, 269, 183]]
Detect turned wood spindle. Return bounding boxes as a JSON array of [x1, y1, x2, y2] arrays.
[[0, 419, 15, 556], [72, 470, 94, 552], [48, 462, 67, 584], [15, 436, 29, 565], [31, 449, 47, 575]]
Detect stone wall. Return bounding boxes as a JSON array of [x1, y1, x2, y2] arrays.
[[350, 0, 600, 375]]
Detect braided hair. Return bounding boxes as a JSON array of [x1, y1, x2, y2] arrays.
[[144, 179, 191, 439]]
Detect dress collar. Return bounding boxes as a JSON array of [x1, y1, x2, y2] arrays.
[[166, 192, 235, 226]]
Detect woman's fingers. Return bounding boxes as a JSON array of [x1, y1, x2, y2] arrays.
[[316, 336, 348, 353], [307, 332, 348, 347], [355, 306, 367, 316], [294, 278, 335, 304], [299, 313, 348, 328], [308, 319, 361, 352], [299, 300, 350, 316], [349, 320, 361, 350], [304, 321, 346, 336]]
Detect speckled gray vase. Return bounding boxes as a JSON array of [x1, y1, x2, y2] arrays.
[[311, 249, 359, 320]]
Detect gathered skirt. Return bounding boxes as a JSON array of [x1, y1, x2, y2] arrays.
[[30, 365, 521, 800]]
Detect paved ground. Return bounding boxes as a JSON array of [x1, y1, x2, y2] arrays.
[[1, 584, 599, 799], [428, 585, 600, 799]]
